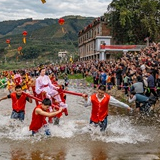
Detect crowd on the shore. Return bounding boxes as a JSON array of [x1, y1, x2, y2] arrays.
[[0, 42, 160, 98]]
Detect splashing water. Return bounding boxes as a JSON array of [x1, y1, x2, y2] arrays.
[[0, 85, 156, 145], [0, 109, 154, 145], [80, 115, 152, 144]]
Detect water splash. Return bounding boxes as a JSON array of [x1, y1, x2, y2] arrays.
[[0, 114, 154, 144], [81, 116, 152, 144]]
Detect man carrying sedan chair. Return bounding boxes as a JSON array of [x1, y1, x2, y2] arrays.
[[82, 85, 132, 131], [29, 98, 63, 136], [0, 85, 32, 121]]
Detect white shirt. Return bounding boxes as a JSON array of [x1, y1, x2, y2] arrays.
[[84, 94, 129, 109], [128, 96, 136, 103]]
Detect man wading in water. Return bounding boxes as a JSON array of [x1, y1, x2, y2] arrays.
[[82, 85, 132, 131], [0, 85, 32, 121], [29, 98, 63, 136]]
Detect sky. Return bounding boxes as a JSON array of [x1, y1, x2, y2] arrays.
[[0, 0, 112, 22]]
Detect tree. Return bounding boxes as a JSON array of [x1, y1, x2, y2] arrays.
[[22, 47, 40, 59], [105, 0, 160, 44]]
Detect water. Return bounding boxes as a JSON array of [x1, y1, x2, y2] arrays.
[[0, 86, 160, 160]]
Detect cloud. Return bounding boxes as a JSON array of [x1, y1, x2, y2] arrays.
[[0, 0, 111, 21]]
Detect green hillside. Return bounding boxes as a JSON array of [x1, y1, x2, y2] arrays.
[[0, 15, 94, 68]]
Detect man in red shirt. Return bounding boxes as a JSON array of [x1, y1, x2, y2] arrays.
[[82, 85, 131, 131], [29, 98, 63, 136], [0, 85, 32, 121]]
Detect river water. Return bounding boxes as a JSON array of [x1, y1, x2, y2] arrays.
[[0, 83, 160, 160]]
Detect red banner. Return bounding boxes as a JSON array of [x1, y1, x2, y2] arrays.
[[100, 45, 136, 49]]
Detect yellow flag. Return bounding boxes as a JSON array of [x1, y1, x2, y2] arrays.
[[41, 0, 46, 3], [70, 57, 73, 63], [23, 37, 26, 44], [62, 27, 65, 33]]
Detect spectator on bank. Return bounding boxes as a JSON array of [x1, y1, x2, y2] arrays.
[[115, 65, 122, 90], [145, 70, 158, 98]]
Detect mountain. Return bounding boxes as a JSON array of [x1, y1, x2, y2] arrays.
[[0, 15, 94, 64]]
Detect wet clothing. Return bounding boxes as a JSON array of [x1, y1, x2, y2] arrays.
[[129, 93, 149, 109], [90, 116, 108, 132], [85, 93, 129, 131], [8, 92, 29, 112], [90, 93, 110, 122], [6, 92, 30, 121], [31, 125, 51, 136], [129, 94, 149, 103], [29, 105, 47, 132], [11, 110, 25, 121]]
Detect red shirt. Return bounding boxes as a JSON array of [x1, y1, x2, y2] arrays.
[[10, 92, 27, 112], [90, 93, 110, 122], [29, 105, 47, 131]]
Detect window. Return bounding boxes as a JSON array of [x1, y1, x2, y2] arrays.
[[100, 41, 105, 45]]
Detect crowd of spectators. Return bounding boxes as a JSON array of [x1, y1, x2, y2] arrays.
[[0, 42, 160, 100]]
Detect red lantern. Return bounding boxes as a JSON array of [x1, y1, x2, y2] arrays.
[[17, 46, 22, 51], [58, 18, 65, 25], [17, 46, 23, 55], [6, 39, 11, 47], [6, 39, 10, 44], [22, 31, 28, 36]]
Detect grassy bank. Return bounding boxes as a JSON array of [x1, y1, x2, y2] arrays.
[[60, 73, 93, 84]]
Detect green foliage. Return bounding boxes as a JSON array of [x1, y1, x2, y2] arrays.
[[0, 62, 34, 70], [0, 16, 94, 65], [85, 76, 93, 83], [68, 73, 83, 79], [0, 48, 4, 55], [22, 46, 40, 59], [114, 52, 123, 59], [0, 18, 32, 35], [106, 0, 160, 44], [59, 73, 93, 84]]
